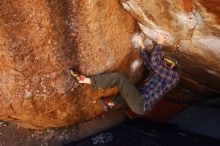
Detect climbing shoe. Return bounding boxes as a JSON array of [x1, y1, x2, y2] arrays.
[[98, 96, 116, 112], [98, 96, 126, 112], [67, 68, 85, 82]]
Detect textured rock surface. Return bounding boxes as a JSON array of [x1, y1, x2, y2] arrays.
[[0, 0, 137, 129], [0, 0, 220, 129]]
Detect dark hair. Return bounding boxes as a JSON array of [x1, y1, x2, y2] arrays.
[[164, 54, 178, 64]]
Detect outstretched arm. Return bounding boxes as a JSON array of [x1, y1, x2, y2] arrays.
[[149, 33, 166, 70], [132, 33, 152, 69], [149, 44, 163, 70], [150, 33, 179, 83]]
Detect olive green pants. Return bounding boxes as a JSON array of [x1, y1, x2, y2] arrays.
[[91, 72, 144, 115]]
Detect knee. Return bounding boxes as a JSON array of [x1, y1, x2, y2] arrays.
[[129, 100, 145, 115], [132, 108, 145, 115]]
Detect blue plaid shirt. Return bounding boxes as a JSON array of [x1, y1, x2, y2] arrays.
[[139, 44, 180, 112]]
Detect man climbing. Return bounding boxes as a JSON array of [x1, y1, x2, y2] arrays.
[[68, 33, 180, 115]]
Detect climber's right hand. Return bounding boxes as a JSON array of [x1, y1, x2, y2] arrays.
[[157, 32, 166, 45], [134, 35, 145, 49]]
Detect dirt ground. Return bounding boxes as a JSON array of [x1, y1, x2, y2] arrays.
[[0, 111, 126, 146]]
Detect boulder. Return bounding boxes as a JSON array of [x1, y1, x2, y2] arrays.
[[0, 0, 137, 129], [0, 0, 219, 129]]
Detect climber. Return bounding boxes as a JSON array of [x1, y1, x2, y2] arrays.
[[68, 33, 180, 115]]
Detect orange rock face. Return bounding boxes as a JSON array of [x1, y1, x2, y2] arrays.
[[0, 0, 137, 129], [0, 0, 220, 129]]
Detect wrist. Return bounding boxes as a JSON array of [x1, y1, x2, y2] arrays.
[[140, 45, 145, 49]]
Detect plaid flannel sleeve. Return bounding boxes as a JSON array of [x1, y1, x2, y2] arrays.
[[149, 44, 162, 70], [140, 49, 151, 70]]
